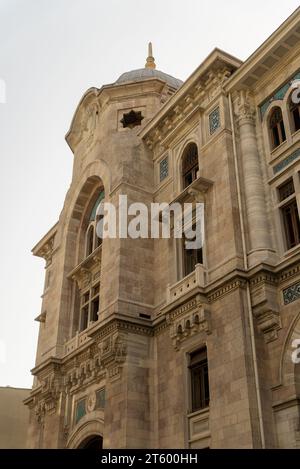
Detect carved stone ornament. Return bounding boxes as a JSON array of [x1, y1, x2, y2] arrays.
[[86, 391, 97, 412], [168, 305, 211, 350], [234, 90, 256, 124]]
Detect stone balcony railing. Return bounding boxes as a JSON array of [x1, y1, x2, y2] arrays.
[[64, 327, 94, 356], [166, 264, 206, 305]]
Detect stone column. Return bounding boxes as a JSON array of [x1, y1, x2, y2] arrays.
[[235, 90, 275, 266]]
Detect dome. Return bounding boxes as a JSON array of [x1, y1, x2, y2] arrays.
[[114, 42, 183, 90], [115, 68, 183, 89]]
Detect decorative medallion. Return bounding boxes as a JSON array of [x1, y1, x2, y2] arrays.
[[86, 391, 97, 412]]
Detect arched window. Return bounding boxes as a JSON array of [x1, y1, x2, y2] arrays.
[[84, 190, 105, 259], [182, 143, 199, 189], [289, 93, 300, 133], [269, 107, 286, 149], [86, 225, 94, 257]]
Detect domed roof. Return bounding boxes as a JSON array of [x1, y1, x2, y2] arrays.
[[114, 43, 183, 90], [115, 68, 183, 89]]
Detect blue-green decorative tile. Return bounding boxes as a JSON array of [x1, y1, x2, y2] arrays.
[[273, 148, 300, 174], [283, 282, 300, 305], [160, 156, 169, 182], [260, 71, 300, 119], [75, 398, 86, 423], [209, 107, 221, 135]]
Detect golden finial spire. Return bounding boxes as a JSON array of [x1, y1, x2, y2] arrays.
[[145, 42, 156, 69]]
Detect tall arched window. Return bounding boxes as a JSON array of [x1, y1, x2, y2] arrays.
[[269, 107, 286, 149], [86, 225, 94, 257], [289, 94, 300, 133], [84, 190, 105, 259], [182, 143, 199, 189]]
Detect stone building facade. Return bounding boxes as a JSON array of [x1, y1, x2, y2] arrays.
[[25, 9, 300, 448]]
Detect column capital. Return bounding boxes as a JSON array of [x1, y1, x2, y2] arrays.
[[234, 89, 256, 125]]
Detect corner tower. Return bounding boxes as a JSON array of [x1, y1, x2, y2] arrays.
[[25, 45, 182, 449]]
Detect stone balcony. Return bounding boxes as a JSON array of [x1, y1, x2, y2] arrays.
[[64, 326, 95, 356], [166, 263, 206, 306]]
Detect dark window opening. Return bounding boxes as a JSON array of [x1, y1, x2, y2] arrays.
[[184, 244, 203, 276], [269, 107, 286, 149], [278, 179, 295, 202], [189, 348, 210, 412], [182, 143, 199, 189], [290, 98, 300, 133], [91, 297, 99, 322], [183, 224, 203, 277], [121, 110, 144, 129], [86, 226, 94, 257], [81, 306, 89, 331], [282, 199, 300, 250]]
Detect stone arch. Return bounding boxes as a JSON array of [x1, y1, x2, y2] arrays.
[[262, 101, 288, 152], [67, 418, 104, 449], [56, 159, 112, 340]]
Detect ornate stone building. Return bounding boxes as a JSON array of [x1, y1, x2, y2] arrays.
[[25, 9, 300, 448]]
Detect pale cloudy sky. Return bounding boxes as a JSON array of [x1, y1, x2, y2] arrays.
[[0, 0, 299, 388]]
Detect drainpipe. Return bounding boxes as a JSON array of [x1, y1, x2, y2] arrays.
[[228, 92, 266, 448]]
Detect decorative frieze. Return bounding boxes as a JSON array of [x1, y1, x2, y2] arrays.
[[273, 148, 300, 174], [170, 307, 211, 350], [208, 278, 247, 303], [259, 70, 300, 118]]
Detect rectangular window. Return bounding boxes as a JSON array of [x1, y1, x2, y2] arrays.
[[183, 224, 203, 277], [278, 178, 295, 201], [184, 244, 203, 276], [281, 199, 300, 249], [189, 348, 209, 412], [79, 282, 100, 331]]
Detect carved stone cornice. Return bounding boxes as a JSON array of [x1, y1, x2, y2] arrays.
[[167, 297, 211, 350], [32, 223, 58, 268], [207, 278, 247, 303], [144, 66, 233, 150]]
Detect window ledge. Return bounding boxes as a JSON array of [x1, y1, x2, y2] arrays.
[[283, 243, 300, 259], [187, 406, 209, 419], [171, 176, 214, 205], [270, 139, 288, 158]]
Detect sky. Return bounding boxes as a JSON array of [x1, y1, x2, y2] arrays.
[[0, 0, 299, 388]]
